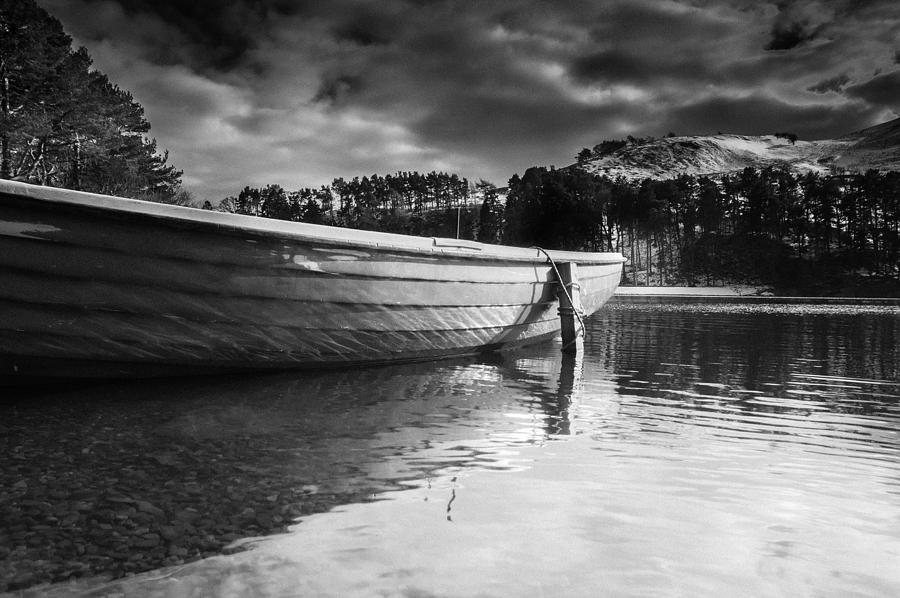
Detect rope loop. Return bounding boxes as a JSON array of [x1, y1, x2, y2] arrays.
[[532, 246, 586, 338]]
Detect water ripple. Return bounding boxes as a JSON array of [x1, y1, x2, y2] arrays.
[[4, 305, 900, 597]]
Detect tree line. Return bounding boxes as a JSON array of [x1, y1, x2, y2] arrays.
[[218, 171, 479, 239], [0, 1, 183, 202]]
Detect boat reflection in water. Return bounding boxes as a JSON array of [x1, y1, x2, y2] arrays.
[[6, 305, 899, 598], [2, 342, 590, 594]]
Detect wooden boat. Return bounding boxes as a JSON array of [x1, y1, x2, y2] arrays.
[[0, 179, 624, 380]]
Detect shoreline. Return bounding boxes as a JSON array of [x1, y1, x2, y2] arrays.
[[613, 287, 900, 306]]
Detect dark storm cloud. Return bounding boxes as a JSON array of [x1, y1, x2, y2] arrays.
[[761, 0, 836, 52], [585, 0, 735, 44], [569, 50, 715, 85], [35, 0, 900, 199], [332, 9, 393, 47], [765, 21, 816, 51], [74, 0, 308, 70], [845, 71, 900, 112], [417, 91, 624, 149], [667, 94, 880, 140]]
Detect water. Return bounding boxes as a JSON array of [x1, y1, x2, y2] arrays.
[[2, 303, 899, 597]]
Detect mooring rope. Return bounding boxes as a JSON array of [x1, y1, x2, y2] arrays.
[[532, 246, 586, 340]]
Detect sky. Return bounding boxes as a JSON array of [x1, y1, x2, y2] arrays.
[[35, 0, 900, 201]]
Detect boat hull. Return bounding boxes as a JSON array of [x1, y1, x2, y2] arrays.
[[0, 181, 624, 380]]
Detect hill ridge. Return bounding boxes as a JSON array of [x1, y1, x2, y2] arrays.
[[574, 117, 900, 180]]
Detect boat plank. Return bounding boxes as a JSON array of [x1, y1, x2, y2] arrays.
[[0, 275, 561, 332], [0, 305, 560, 366]]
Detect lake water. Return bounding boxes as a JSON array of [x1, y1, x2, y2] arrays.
[[2, 302, 899, 597]]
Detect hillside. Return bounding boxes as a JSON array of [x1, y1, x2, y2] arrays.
[[576, 117, 900, 180]]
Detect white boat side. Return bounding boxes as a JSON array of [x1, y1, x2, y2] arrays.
[[0, 179, 625, 379]]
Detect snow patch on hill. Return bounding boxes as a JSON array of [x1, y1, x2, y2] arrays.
[[575, 117, 900, 181]]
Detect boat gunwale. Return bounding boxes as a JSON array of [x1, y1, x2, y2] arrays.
[[0, 179, 626, 266]]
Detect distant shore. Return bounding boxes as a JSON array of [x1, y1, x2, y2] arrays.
[[613, 287, 900, 305]]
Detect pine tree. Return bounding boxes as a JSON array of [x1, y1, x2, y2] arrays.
[[476, 180, 502, 244], [0, 0, 73, 181], [0, 0, 181, 200]]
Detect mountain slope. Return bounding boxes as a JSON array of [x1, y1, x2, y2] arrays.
[[576, 117, 900, 180], [834, 117, 900, 172]]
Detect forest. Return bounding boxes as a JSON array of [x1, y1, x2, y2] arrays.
[[503, 166, 900, 294]]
